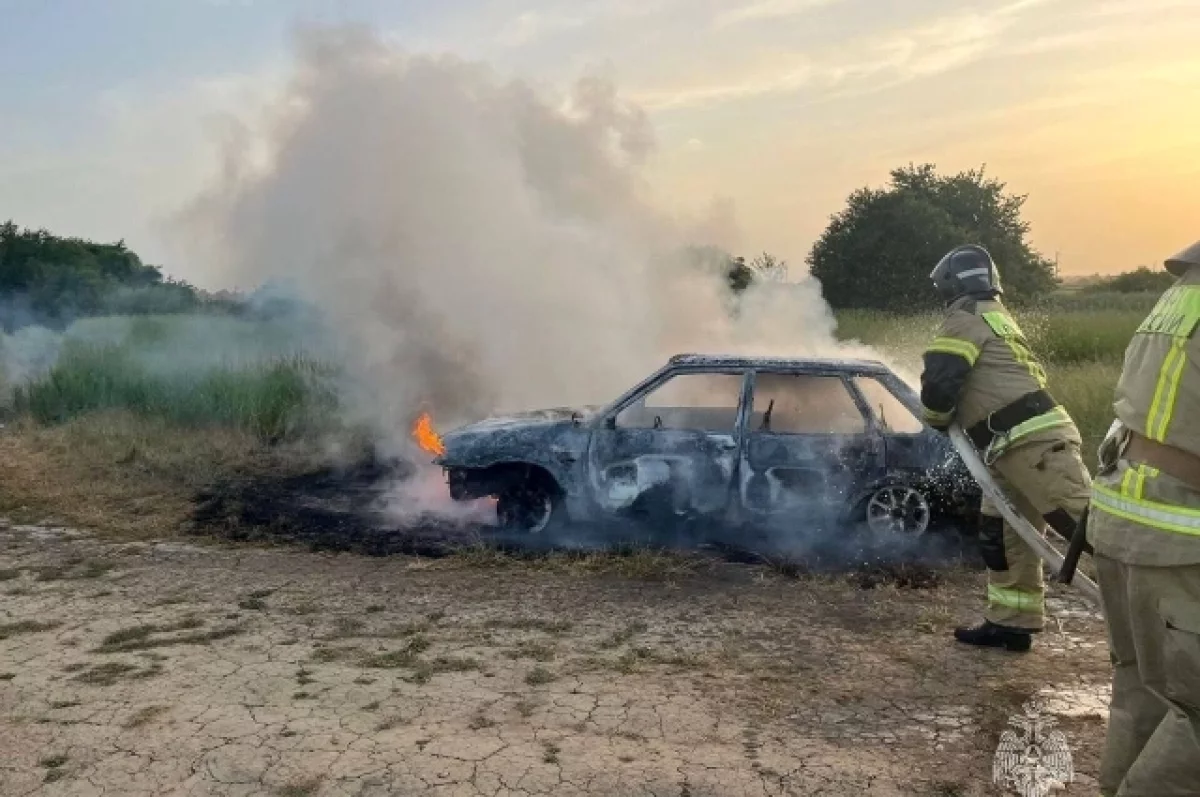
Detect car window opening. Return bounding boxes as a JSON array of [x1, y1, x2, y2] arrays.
[[751, 374, 866, 435], [616, 373, 744, 433]]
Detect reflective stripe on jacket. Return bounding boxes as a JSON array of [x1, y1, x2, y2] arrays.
[[919, 297, 1079, 451], [1089, 459, 1200, 565], [1089, 271, 1200, 563], [1113, 272, 1200, 460]]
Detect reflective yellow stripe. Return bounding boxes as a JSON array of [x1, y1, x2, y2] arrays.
[[925, 337, 980, 365], [1137, 285, 1200, 337], [923, 406, 953, 424], [981, 311, 1048, 388], [1133, 466, 1147, 500], [1121, 466, 1138, 497], [1158, 342, 1188, 440], [1119, 464, 1156, 500], [1139, 286, 1200, 442], [1008, 405, 1072, 440], [1119, 463, 1156, 500], [1152, 338, 1187, 442], [1014, 345, 1049, 388], [1146, 338, 1185, 441], [981, 311, 1027, 339], [986, 406, 1073, 460], [987, 584, 1044, 612], [1092, 483, 1200, 537]]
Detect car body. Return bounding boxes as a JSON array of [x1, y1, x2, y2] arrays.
[[436, 354, 981, 542]]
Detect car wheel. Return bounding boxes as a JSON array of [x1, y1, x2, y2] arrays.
[[864, 484, 932, 536], [496, 482, 559, 534]]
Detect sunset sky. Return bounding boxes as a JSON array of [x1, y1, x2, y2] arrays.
[[2, 0, 1198, 287]]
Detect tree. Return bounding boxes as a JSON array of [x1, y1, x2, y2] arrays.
[[807, 165, 1057, 311], [750, 252, 788, 282], [0, 221, 209, 330], [676, 245, 791, 294]]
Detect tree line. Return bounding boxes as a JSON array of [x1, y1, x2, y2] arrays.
[[2, 162, 1173, 331], [0, 221, 239, 331]]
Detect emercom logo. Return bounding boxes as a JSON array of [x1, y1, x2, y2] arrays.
[[993, 697, 1074, 797]]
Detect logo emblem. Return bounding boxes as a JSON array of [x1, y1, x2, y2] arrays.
[[993, 698, 1074, 796]]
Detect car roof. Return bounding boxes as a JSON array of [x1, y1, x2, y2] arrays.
[[666, 353, 892, 375]]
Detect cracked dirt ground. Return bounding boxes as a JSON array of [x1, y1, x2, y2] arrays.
[[1, 524, 1112, 796]]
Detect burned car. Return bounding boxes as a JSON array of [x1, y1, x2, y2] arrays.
[[436, 354, 980, 543]]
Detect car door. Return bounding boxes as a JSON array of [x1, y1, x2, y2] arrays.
[[586, 368, 749, 524], [738, 370, 883, 520]]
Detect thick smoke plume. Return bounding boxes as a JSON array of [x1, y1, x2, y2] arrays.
[[174, 26, 872, 462]]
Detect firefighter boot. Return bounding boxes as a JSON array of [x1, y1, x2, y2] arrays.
[[953, 620, 1032, 652]]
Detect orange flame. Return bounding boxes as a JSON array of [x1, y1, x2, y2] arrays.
[[412, 412, 445, 457]]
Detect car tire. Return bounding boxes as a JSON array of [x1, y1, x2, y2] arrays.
[[496, 481, 561, 534], [861, 482, 933, 536]]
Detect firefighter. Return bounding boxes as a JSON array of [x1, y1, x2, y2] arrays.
[[1090, 240, 1200, 795], [920, 244, 1092, 652]]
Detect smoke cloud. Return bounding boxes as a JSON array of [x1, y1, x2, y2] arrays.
[[172, 26, 874, 460]]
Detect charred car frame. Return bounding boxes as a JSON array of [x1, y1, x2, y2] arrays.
[[436, 354, 981, 543]]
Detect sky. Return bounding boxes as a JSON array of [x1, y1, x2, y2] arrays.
[[2, 0, 1199, 289]]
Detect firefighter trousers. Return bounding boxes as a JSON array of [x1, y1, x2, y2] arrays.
[[1095, 554, 1200, 796], [978, 438, 1092, 631]]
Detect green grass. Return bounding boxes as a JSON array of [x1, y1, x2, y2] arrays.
[[14, 342, 337, 442], [3, 313, 343, 442], [1049, 362, 1124, 460], [1019, 310, 1138, 365], [1029, 290, 1160, 314]]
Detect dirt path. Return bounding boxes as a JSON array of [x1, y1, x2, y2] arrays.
[[1, 524, 1111, 796]]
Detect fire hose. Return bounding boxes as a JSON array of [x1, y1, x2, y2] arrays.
[[947, 424, 1102, 608]]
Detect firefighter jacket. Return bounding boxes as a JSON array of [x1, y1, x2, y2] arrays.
[[1089, 267, 1200, 565], [919, 296, 1081, 458]]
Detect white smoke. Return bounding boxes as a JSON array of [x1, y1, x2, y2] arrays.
[[171, 26, 885, 523]]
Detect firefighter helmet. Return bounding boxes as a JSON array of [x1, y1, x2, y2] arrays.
[[1165, 240, 1200, 278], [930, 244, 1003, 303]]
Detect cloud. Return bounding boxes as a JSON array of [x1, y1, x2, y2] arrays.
[[1092, 0, 1198, 15], [495, 10, 588, 47], [870, 0, 1056, 78], [630, 59, 815, 109], [493, 0, 675, 47], [712, 0, 842, 28], [631, 0, 1061, 110]]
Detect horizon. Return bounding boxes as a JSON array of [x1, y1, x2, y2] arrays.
[[2, 0, 1198, 290]]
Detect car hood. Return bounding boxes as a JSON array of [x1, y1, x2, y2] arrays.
[[436, 406, 599, 466], [453, 406, 598, 432]]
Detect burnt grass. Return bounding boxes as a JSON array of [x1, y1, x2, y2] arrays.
[[188, 456, 479, 557], [187, 456, 979, 588]]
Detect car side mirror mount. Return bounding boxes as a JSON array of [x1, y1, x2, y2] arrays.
[[604, 416, 616, 430]]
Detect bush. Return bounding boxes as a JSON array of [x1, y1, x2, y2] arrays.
[[1083, 267, 1175, 295]]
